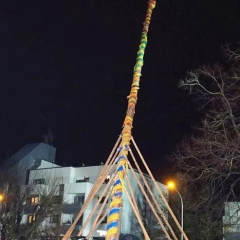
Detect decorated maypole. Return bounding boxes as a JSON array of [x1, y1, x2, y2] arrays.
[[106, 1, 156, 239]]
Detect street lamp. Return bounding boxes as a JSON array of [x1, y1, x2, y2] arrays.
[[167, 181, 183, 240], [0, 193, 4, 240], [0, 194, 3, 212], [0, 194, 4, 202]]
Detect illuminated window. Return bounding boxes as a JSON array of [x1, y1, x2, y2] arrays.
[[30, 195, 39, 205], [28, 214, 36, 224]]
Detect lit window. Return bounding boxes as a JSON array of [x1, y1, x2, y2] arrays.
[[28, 214, 36, 224], [30, 195, 39, 205]]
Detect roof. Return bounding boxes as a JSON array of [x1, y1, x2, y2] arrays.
[[3, 143, 55, 168], [10, 143, 40, 162]]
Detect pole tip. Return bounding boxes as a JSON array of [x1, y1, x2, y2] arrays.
[[148, 0, 156, 9]]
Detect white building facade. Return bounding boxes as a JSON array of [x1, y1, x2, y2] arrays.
[[3, 143, 168, 239], [223, 202, 240, 240], [22, 164, 168, 239]]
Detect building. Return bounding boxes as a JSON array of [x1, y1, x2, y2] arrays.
[[2, 143, 168, 239], [223, 202, 240, 240], [24, 165, 168, 239], [3, 143, 58, 184]]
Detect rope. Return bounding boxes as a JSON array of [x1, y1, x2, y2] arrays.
[[131, 137, 189, 240], [124, 181, 150, 240], [124, 174, 150, 239], [77, 169, 117, 237], [127, 160, 173, 240], [62, 136, 121, 240], [86, 210, 109, 239], [85, 176, 114, 239], [129, 148, 176, 240], [106, 1, 156, 239]]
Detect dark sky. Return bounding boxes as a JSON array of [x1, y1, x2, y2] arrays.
[[0, 0, 240, 181]]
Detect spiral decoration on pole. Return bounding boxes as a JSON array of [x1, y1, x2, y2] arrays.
[[106, 1, 156, 239]]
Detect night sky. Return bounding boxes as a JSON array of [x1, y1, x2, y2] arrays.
[[1, 0, 240, 181]]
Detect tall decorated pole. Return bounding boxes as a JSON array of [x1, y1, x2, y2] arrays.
[[106, 1, 156, 239]]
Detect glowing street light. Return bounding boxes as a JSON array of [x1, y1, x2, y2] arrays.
[[0, 194, 4, 213], [0, 194, 3, 202], [167, 181, 176, 190], [167, 181, 184, 240]]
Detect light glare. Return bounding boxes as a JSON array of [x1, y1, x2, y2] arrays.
[[167, 181, 176, 190]]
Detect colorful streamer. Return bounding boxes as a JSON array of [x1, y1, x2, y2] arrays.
[[106, 1, 156, 239]]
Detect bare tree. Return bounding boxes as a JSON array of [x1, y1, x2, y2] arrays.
[[169, 46, 240, 239], [167, 173, 222, 240], [0, 169, 63, 240]]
